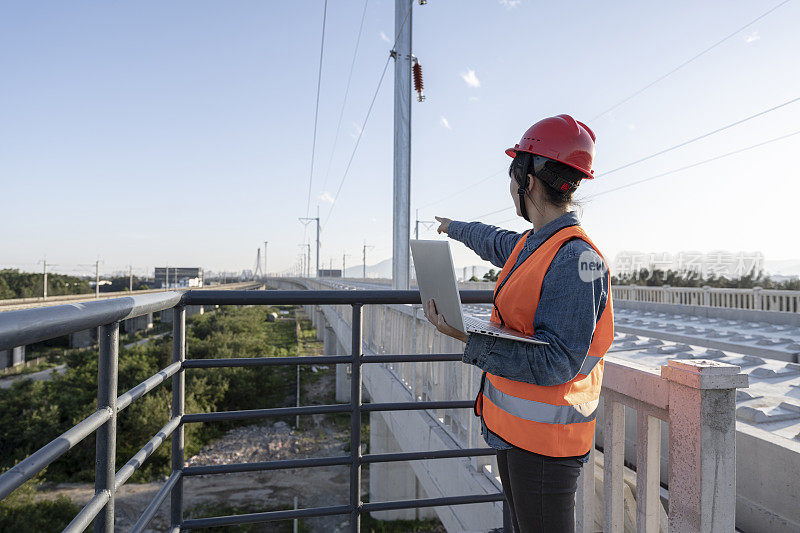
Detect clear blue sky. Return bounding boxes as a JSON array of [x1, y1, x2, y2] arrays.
[[2, 0, 799, 277]]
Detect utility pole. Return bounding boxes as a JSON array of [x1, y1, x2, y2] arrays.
[[129, 265, 133, 292], [298, 244, 311, 278], [414, 209, 436, 240], [392, 0, 413, 289], [362, 243, 374, 279], [95, 259, 101, 298], [38, 256, 50, 299], [264, 241, 268, 277], [343, 253, 350, 278], [299, 206, 321, 278], [165, 265, 170, 291]]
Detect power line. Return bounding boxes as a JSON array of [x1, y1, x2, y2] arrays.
[[597, 95, 800, 178], [582, 129, 800, 200], [467, 95, 800, 221], [319, 0, 370, 197], [323, 1, 414, 227], [303, 0, 329, 220], [590, 0, 792, 121], [416, 169, 504, 211]]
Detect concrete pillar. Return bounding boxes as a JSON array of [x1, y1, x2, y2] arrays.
[[70, 328, 96, 348], [336, 338, 350, 403], [0, 347, 25, 369], [369, 411, 435, 520], [323, 326, 336, 356], [315, 308, 325, 341], [124, 313, 154, 334], [662, 359, 748, 532]]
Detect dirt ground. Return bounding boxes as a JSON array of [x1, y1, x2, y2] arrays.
[[36, 360, 363, 532]]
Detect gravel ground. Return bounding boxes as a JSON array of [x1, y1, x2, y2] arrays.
[[36, 363, 362, 532]]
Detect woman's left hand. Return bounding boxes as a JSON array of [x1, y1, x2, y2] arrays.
[[423, 298, 468, 343]]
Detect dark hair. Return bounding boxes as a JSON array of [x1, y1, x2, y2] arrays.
[[508, 154, 585, 209]]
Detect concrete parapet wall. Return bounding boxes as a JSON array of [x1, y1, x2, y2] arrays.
[[615, 299, 800, 327], [364, 362, 501, 531]]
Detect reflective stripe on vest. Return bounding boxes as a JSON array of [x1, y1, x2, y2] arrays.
[[483, 375, 599, 425], [475, 224, 614, 457]]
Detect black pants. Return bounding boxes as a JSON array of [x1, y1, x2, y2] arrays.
[[496, 447, 582, 533]]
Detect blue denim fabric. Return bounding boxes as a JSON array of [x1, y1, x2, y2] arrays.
[[447, 211, 609, 461]]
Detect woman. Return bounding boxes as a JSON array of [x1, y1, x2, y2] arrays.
[[422, 114, 613, 533]]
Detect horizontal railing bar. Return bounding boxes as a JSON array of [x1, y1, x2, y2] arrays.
[[183, 355, 351, 368], [0, 407, 111, 500], [181, 289, 493, 306], [115, 416, 181, 491], [181, 504, 352, 529], [184, 455, 351, 476], [364, 353, 463, 363], [62, 489, 110, 533], [182, 494, 505, 529], [362, 447, 496, 464], [130, 471, 182, 533], [183, 400, 475, 424], [0, 291, 183, 351], [362, 400, 474, 412], [183, 353, 464, 369], [117, 361, 182, 412], [182, 404, 349, 423], [183, 447, 497, 477], [361, 493, 505, 513]]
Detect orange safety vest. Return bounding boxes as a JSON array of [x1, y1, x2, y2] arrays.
[[474, 224, 614, 457]]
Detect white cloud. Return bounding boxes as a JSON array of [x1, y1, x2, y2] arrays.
[[350, 122, 363, 140], [380, 31, 391, 44], [499, 0, 521, 8], [468, 96, 479, 102], [744, 31, 760, 43], [318, 191, 335, 204], [460, 69, 481, 88], [440, 116, 452, 130]]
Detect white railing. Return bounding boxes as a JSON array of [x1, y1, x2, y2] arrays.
[[284, 278, 749, 532], [612, 284, 800, 313]]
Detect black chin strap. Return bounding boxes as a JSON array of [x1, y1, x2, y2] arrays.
[[514, 153, 533, 223]]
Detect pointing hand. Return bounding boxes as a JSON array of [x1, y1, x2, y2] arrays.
[[434, 216, 452, 235]]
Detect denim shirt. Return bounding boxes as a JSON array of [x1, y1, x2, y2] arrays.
[[447, 211, 609, 461]]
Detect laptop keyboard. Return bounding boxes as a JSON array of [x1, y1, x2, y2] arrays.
[[464, 315, 509, 335]]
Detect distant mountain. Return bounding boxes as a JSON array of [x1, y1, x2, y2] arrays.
[[764, 260, 800, 278]]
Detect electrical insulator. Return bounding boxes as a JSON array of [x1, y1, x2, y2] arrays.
[[419, 0, 427, 4], [412, 58, 424, 102]]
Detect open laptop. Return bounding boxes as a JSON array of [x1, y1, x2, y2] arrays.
[[410, 240, 548, 345]]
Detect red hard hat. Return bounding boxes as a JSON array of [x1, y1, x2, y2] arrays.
[[505, 114, 596, 179]]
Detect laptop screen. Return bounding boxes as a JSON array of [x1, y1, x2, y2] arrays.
[[410, 240, 466, 334]]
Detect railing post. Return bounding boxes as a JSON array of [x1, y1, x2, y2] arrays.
[[95, 322, 119, 533], [753, 286, 762, 310], [603, 397, 625, 533], [171, 305, 186, 532], [662, 359, 748, 532], [350, 303, 363, 533], [636, 411, 662, 532]]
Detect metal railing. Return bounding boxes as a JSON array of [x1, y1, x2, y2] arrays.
[[0, 289, 506, 532]]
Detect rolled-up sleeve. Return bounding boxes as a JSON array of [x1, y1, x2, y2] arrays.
[[462, 240, 609, 385], [447, 221, 524, 269]]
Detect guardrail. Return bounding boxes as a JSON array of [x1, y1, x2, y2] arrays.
[[0, 289, 508, 532], [285, 278, 749, 532], [612, 284, 800, 313]]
